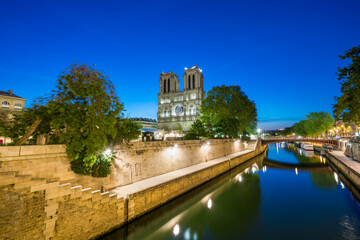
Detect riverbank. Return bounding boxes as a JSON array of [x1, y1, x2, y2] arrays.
[[111, 142, 267, 224], [0, 140, 267, 240], [325, 150, 360, 190]]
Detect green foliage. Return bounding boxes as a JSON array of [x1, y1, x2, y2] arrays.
[[0, 102, 54, 144], [49, 63, 123, 168], [110, 117, 141, 145], [279, 127, 294, 136], [187, 119, 208, 139], [200, 85, 257, 138], [70, 150, 114, 177], [183, 132, 199, 140], [333, 45, 360, 124], [304, 112, 334, 137], [293, 112, 334, 137]]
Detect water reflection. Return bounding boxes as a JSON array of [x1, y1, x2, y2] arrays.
[[101, 144, 360, 240]]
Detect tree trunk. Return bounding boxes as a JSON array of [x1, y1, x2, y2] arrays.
[[15, 118, 43, 146]]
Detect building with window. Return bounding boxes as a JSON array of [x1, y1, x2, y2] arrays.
[[131, 118, 158, 129], [0, 90, 26, 144], [157, 64, 205, 131], [0, 90, 26, 121]]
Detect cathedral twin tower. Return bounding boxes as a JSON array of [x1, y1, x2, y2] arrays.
[[157, 64, 205, 131]]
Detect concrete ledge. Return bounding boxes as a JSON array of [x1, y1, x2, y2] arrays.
[[326, 150, 360, 190]]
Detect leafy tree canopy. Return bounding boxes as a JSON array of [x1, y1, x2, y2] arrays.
[[333, 45, 360, 124], [48, 63, 123, 167], [200, 85, 257, 138], [293, 112, 334, 137]]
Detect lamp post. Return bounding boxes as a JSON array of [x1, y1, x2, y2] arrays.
[[257, 128, 261, 137]]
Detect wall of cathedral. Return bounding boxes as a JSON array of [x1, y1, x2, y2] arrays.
[[157, 65, 205, 131]]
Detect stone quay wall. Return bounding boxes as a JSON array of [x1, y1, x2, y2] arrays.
[[0, 139, 266, 240], [345, 142, 360, 161], [0, 139, 246, 191]]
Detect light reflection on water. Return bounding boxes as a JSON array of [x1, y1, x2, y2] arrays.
[[101, 143, 360, 240]]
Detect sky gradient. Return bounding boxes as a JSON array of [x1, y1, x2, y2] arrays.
[[1, 0, 360, 130]]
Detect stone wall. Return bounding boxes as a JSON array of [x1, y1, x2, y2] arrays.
[[345, 142, 360, 161], [0, 139, 265, 240], [0, 139, 246, 191]]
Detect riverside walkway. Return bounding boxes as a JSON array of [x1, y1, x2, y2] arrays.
[[111, 150, 253, 197], [326, 150, 360, 189]]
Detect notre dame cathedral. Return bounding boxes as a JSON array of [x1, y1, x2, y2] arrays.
[[157, 64, 205, 131]]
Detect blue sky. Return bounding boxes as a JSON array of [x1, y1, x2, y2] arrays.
[[1, 0, 359, 130]]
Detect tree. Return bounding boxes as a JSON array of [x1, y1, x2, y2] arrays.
[[303, 112, 334, 137], [49, 63, 123, 168], [184, 119, 208, 140], [280, 127, 294, 137], [0, 101, 55, 145], [200, 85, 257, 138], [293, 112, 334, 137], [333, 46, 360, 124], [293, 120, 308, 137], [110, 117, 141, 145]]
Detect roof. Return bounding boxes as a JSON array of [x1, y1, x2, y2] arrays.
[[0, 90, 25, 99], [131, 117, 157, 123], [140, 128, 162, 132]]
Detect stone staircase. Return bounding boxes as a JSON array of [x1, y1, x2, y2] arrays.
[[0, 169, 124, 240]]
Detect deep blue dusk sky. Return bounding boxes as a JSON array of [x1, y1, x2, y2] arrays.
[[1, 0, 359, 130]]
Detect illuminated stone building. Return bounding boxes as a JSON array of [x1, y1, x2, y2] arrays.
[[0, 90, 26, 144], [157, 65, 205, 131]]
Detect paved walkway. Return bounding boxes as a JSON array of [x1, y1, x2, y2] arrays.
[[329, 150, 360, 177], [111, 149, 253, 198]]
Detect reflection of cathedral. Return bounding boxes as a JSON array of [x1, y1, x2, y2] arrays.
[[157, 65, 205, 131]]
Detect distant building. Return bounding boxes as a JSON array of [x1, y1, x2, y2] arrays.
[[131, 117, 157, 129], [157, 64, 205, 131], [0, 90, 26, 121], [0, 90, 26, 144]]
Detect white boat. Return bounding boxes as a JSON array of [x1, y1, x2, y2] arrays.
[[300, 143, 314, 151]]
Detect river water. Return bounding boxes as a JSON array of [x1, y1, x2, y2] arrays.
[[102, 143, 360, 240]]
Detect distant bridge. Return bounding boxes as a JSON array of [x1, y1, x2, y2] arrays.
[[260, 137, 338, 147], [263, 158, 332, 173]]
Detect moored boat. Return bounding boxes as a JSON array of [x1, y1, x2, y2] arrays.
[[300, 143, 314, 151]]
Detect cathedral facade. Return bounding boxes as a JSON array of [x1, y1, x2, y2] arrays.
[[157, 65, 205, 131]]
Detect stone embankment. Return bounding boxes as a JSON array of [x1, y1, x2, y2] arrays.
[[326, 149, 360, 190], [0, 139, 267, 240]]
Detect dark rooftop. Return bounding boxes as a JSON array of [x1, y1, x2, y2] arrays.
[[0, 90, 25, 99]]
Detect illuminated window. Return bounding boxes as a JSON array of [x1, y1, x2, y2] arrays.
[[2, 101, 10, 109], [14, 103, 22, 110]]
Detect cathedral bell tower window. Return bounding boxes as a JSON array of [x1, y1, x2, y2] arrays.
[[193, 75, 195, 89], [168, 79, 170, 92], [164, 80, 166, 93], [188, 75, 191, 89]]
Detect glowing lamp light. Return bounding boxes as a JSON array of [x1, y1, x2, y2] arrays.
[[238, 175, 242, 182], [207, 199, 212, 209], [173, 224, 180, 236], [104, 149, 112, 158], [334, 172, 339, 183]]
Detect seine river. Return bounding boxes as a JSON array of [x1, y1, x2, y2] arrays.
[[101, 143, 360, 240]]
